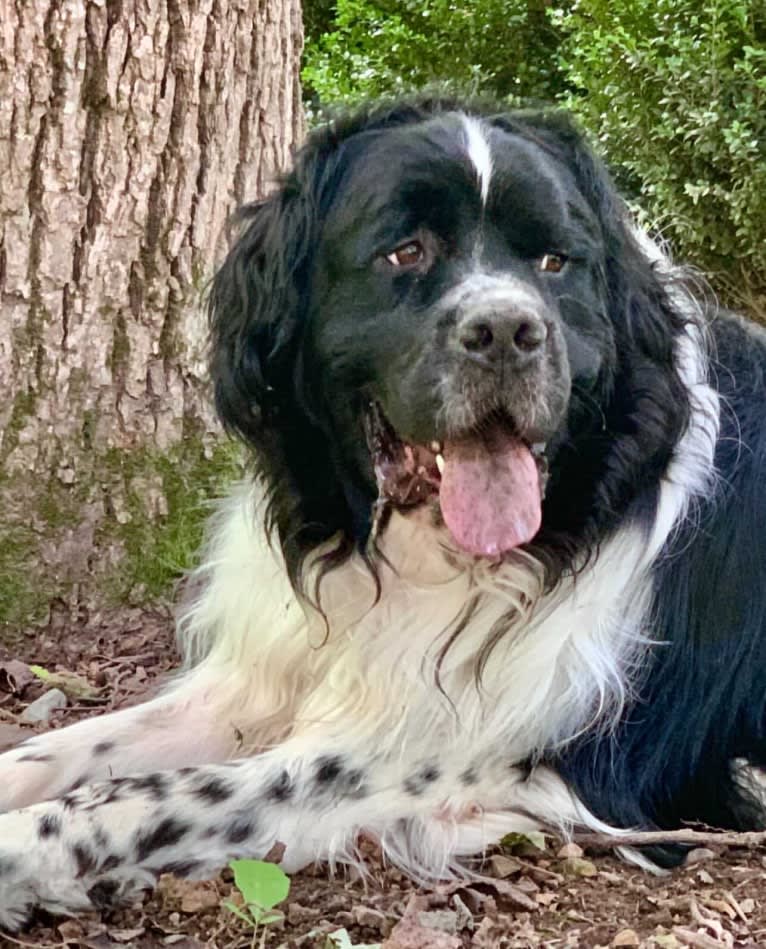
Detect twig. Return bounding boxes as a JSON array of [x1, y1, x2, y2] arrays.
[[573, 827, 766, 849]]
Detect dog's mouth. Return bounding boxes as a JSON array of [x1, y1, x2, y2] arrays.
[[364, 402, 549, 558]]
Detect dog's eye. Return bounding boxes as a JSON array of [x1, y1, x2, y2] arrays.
[[539, 253, 568, 274], [385, 240, 425, 268]]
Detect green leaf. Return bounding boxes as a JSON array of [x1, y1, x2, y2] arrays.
[[222, 900, 256, 926], [29, 664, 50, 680], [229, 860, 290, 912]]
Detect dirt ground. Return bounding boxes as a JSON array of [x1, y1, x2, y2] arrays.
[[1, 609, 765, 949]]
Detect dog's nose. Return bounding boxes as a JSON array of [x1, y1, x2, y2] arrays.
[[458, 309, 548, 368]]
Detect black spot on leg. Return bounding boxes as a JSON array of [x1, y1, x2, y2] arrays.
[[404, 763, 441, 797], [342, 768, 369, 799], [267, 769, 294, 802], [135, 817, 190, 862], [226, 816, 257, 844], [17, 752, 53, 763], [460, 767, 479, 786], [72, 842, 97, 878], [315, 755, 344, 784], [67, 773, 91, 793], [94, 826, 111, 851], [92, 740, 115, 756], [403, 777, 423, 796], [190, 775, 234, 804], [159, 859, 201, 877], [87, 878, 120, 909], [128, 773, 169, 801], [101, 855, 122, 872], [38, 813, 62, 838]]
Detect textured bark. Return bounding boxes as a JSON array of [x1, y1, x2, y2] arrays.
[[0, 0, 303, 625]]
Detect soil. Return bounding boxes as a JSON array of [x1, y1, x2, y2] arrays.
[[1, 608, 765, 949]]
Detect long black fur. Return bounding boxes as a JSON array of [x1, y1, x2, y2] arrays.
[[208, 96, 766, 863]]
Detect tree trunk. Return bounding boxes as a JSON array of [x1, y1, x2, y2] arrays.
[[0, 0, 304, 631]]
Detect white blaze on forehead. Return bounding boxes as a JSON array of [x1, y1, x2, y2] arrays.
[[461, 115, 493, 205]]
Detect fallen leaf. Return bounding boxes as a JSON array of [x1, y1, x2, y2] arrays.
[[561, 856, 598, 877], [535, 891, 557, 906], [58, 919, 87, 942], [41, 670, 103, 700], [500, 831, 547, 853], [107, 927, 146, 942], [382, 896, 461, 949], [704, 898, 735, 919], [652, 932, 681, 948], [488, 853, 522, 877], [0, 660, 34, 695]]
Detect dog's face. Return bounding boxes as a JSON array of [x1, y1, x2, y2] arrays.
[[210, 100, 687, 583], [305, 113, 613, 556]]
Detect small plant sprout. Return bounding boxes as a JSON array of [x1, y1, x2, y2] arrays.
[[224, 859, 291, 947]]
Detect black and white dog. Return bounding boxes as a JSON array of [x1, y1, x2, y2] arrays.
[[1, 96, 765, 930]]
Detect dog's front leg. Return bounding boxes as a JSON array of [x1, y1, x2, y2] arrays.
[[0, 667, 248, 813], [0, 739, 401, 931], [0, 735, 498, 929]]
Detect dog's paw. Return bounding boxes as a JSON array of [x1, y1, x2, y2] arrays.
[[0, 805, 156, 933]]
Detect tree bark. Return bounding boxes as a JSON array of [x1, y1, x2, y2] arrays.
[[0, 0, 304, 630]]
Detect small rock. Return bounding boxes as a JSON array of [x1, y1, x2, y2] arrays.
[[685, 847, 715, 865], [557, 842, 583, 859], [697, 868, 714, 884], [20, 688, 67, 723], [612, 929, 640, 946]]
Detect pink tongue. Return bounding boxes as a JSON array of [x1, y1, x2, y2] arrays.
[[439, 432, 542, 557]]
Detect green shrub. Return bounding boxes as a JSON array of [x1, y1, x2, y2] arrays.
[[303, 0, 564, 106], [554, 0, 766, 310], [302, 0, 766, 313]]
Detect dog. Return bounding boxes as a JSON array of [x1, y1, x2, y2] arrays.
[[0, 95, 765, 931]]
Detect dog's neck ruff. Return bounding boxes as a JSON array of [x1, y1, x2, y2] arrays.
[[182, 312, 719, 768]]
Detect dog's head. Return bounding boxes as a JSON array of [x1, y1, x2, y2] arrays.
[[209, 97, 690, 589]]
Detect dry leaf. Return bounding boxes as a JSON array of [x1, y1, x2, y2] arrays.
[[488, 853, 522, 877], [0, 660, 34, 695], [561, 856, 598, 877]]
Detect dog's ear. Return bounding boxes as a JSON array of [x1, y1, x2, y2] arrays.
[[208, 151, 361, 583], [208, 178, 316, 446]]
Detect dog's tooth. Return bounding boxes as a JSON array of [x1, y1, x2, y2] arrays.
[[531, 442, 547, 457], [435, 453, 445, 474], [430, 441, 442, 453]]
